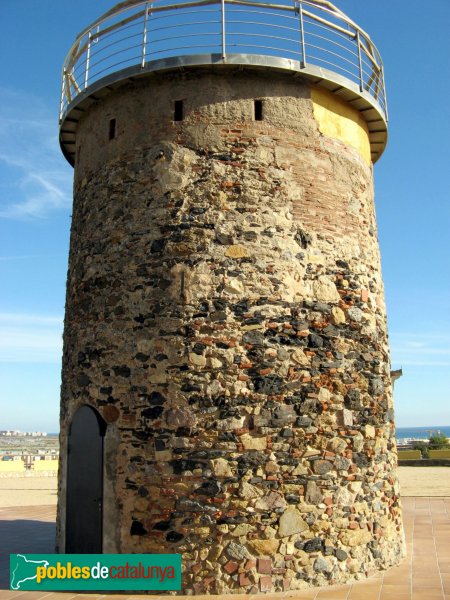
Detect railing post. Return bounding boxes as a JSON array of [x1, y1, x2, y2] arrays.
[[60, 69, 66, 123], [356, 30, 364, 92], [142, 2, 149, 68], [381, 65, 388, 121], [297, 1, 306, 68], [221, 0, 226, 61], [84, 32, 92, 90], [65, 70, 73, 103]]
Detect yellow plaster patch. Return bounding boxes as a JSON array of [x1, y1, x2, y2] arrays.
[[311, 88, 371, 165]]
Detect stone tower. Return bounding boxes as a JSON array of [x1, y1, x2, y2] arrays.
[[57, 0, 405, 593]]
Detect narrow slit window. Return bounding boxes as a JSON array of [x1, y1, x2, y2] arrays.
[[174, 100, 184, 122], [109, 118, 116, 140], [254, 99, 263, 121]]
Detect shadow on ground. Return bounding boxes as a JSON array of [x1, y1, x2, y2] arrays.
[[0, 519, 55, 590]]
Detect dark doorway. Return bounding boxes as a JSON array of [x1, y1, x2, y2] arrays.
[[66, 405, 106, 553]]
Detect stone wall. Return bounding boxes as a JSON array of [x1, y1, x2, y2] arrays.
[[58, 70, 405, 593]]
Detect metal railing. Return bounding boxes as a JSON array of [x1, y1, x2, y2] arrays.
[[60, 0, 387, 122]]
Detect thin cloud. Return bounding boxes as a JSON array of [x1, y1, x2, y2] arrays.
[[0, 313, 63, 363], [0, 313, 63, 326], [395, 361, 450, 367], [390, 331, 450, 367], [0, 254, 63, 262], [0, 87, 72, 220]]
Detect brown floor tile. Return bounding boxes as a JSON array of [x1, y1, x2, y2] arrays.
[[412, 574, 441, 583], [39, 596, 80, 600], [247, 596, 282, 600], [383, 569, 411, 581], [347, 586, 381, 600], [56, 597, 104, 600], [126, 596, 162, 600], [412, 567, 440, 574], [315, 587, 350, 599], [9, 594, 55, 600], [413, 572, 442, 580], [412, 579, 442, 593], [0, 592, 20, 600], [386, 564, 412, 572], [380, 583, 411, 591], [281, 592, 318, 600], [412, 584, 444, 592], [383, 577, 411, 587]]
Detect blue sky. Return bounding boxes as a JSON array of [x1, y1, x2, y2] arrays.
[[0, 0, 449, 431]]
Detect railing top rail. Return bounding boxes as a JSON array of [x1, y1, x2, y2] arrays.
[[78, 0, 362, 38], [59, 0, 388, 163], [68, 0, 374, 61]]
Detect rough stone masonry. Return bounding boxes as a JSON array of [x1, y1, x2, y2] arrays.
[[58, 69, 405, 593]]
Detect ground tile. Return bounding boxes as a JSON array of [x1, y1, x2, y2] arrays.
[[412, 577, 444, 588], [62, 596, 105, 600], [282, 592, 318, 599], [247, 595, 281, 600], [383, 571, 411, 582], [346, 587, 381, 600], [101, 597, 132, 600], [37, 595, 79, 600], [6, 594, 54, 600], [380, 584, 411, 593], [0, 592, 19, 600], [314, 588, 350, 599], [412, 587, 444, 595], [411, 568, 440, 576]]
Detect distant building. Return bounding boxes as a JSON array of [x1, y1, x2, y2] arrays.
[[0, 430, 48, 437]]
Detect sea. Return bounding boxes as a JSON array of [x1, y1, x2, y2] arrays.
[[396, 426, 450, 443]]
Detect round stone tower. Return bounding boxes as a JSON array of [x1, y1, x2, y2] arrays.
[[57, 0, 405, 593]]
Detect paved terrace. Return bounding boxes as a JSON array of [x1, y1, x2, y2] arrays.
[[1, 497, 450, 600]]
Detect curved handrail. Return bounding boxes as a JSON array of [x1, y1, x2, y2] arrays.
[[59, 0, 387, 123]]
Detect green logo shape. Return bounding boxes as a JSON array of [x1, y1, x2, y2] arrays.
[[10, 554, 181, 591]]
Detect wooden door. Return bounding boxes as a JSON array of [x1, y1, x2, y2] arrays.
[[66, 405, 106, 553]]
